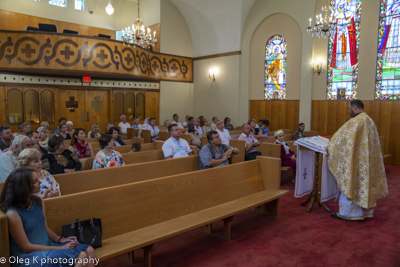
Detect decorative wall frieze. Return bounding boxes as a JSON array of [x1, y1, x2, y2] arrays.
[[0, 31, 193, 82]]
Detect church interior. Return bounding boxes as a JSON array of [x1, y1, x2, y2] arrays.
[[0, 0, 399, 266]]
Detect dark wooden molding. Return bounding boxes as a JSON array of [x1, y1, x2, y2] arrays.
[[193, 51, 241, 61]]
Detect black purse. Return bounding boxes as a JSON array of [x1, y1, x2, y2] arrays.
[[62, 218, 102, 248]]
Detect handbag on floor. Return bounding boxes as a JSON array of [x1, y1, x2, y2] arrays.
[[62, 218, 102, 248]]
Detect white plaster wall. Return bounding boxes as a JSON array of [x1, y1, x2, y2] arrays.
[[170, 0, 244, 57], [159, 81, 194, 124], [241, 0, 315, 130], [0, 0, 115, 30], [193, 55, 241, 127], [0, 0, 161, 31], [159, 0, 194, 124], [311, 0, 380, 100], [115, 0, 160, 31]]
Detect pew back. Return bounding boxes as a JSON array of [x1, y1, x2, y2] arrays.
[[53, 156, 200, 196], [44, 159, 279, 240]]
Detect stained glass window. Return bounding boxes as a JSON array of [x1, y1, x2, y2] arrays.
[[49, 0, 67, 8], [327, 0, 362, 100], [264, 35, 287, 100], [75, 0, 84, 11], [375, 0, 400, 100]]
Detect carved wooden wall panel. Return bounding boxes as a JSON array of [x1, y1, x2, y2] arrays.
[[0, 31, 193, 82]]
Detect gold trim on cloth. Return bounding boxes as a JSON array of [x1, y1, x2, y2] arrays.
[[327, 112, 388, 209]]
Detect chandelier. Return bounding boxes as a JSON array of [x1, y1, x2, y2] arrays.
[[307, 0, 337, 38], [105, 0, 114, 16], [121, 0, 157, 48]]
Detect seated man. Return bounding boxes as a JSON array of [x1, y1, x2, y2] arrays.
[[193, 118, 203, 134], [103, 122, 114, 134], [199, 130, 239, 169], [0, 125, 13, 152], [27, 130, 48, 156], [187, 122, 202, 149], [148, 117, 160, 142], [118, 115, 131, 139], [238, 123, 261, 161], [216, 120, 231, 146], [162, 124, 193, 159], [172, 114, 184, 129]]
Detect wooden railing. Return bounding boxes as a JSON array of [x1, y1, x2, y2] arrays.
[[0, 31, 193, 82]]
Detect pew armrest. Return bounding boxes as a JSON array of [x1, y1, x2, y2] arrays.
[[229, 139, 245, 164]]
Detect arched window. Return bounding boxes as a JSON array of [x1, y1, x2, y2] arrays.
[[265, 35, 287, 100], [125, 93, 135, 120], [40, 90, 55, 123], [7, 89, 23, 124], [114, 92, 124, 122], [375, 0, 400, 100], [327, 0, 362, 100], [135, 93, 145, 120], [24, 89, 40, 124]]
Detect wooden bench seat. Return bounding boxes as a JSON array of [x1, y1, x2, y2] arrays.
[[40, 157, 288, 266]]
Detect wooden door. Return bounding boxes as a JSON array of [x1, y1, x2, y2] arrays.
[[145, 91, 159, 124], [58, 89, 86, 131], [84, 90, 110, 133]]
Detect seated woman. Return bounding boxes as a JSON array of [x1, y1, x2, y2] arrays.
[[210, 116, 218, 130], [131, 118, 141, 129], [248, 119, 269, 139], [0, 168, 95, 267], [93, 134, 125, 169], [88, 123, 101, 138], [18, 148, 61, 199], [41, 135, 82, 175], [37, 126, 49, 150], [275, 130, 296, 175], [108, 127, 126, 146], [66, 121, 74, 136], [163, 120, 171, 132], [260, 119, 271, 137], [129, 142, 141, 153], [294, 122, 307, 140], [202, 118, 213, 134], [69, 128, 94, 158], [59, 123, 71, 140], [187, 122, 202, 149], [224, 117, 234, 131]]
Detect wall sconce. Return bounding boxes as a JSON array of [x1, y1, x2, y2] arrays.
[[89, 7, 94, 14], [312, 60, 324, 75], [209, 69, 215, 81]]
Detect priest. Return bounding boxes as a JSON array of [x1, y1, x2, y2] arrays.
[[327, 100, 388, 221]]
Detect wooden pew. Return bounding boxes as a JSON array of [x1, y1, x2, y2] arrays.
[[159, 131, 170, 141], [48, 156, 201, 196], [90, 137, 144, 155], [141, 129, 151, 143], [79, 144, 198, 171], [305, 131, 318, 137], [259, 142, 296, 171], [127, 128, 139, 139], [32, 157, 288, 266], [111, 142, 158, 154]]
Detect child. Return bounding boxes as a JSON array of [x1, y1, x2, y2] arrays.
[[129, 142, 141, 153]]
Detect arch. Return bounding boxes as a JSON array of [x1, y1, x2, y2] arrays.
[[125, 92, 135, 120], [24, 89, 40, 124], [7, 88, 23, 124], [135, 93, 145, 120], [249, 13, 302, 100], [40, 90, 55, 123], [265, 35, 287, 99], [114, 92, 124, 122]]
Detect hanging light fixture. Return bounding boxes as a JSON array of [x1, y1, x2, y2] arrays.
[[307, 0, 336, 38], [105, 0, 114, 16], [121, 0, 157, 49]]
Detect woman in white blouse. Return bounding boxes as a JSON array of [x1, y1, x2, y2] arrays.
[[17, 148, 61, 199]]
